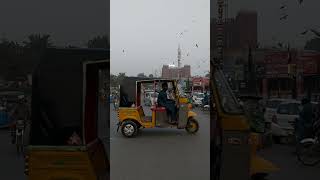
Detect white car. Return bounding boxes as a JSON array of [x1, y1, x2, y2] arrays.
[[264, 98, 288, 123], [271, 100, 318, 137], [192, 92, 204, 107]]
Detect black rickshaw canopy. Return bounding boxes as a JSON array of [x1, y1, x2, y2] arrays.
[[30, 48, 109, 145]]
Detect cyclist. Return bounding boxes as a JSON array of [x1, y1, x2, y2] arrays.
[[10, 95, 30, 144]]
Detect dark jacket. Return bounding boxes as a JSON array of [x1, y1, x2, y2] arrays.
[[157, 90, 168, 107], [300, 102, 313, 127]]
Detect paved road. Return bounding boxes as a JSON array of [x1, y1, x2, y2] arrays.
[[260, 144, 320, 180], [110, 107, 210, 180], [0, 129, 26, 179]]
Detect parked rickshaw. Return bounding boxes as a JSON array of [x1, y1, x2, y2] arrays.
[[25, 48, 110, 180], [211, 60, 278, 180], [117, 77, 199, 137]]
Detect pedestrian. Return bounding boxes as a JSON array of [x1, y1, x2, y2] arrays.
[[10, 95, 30, 145], [296, 97, 313, 141]]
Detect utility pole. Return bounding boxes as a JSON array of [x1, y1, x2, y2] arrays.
[[287, 44, 297, 99], [247, 46, 257, 96]]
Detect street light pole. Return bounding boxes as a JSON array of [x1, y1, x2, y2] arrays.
[[287, 43, 297, 99]]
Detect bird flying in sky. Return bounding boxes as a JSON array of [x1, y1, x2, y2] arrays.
[[310, 29, 320, 37], [300, 30, 309, 35], [280, 14, 288, 20]]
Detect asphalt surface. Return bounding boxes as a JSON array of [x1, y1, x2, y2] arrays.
[[0, 129, 26, 180], [110, 106, 210, 180], [2, 105, 320, 180], [259, 144, 320, 180]]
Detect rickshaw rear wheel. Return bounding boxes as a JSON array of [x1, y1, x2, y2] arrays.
[[121, 120, 138, 138], [185, 118, 199, 134]]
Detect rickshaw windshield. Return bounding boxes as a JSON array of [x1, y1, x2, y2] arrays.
[[214, 70, 243, 114]]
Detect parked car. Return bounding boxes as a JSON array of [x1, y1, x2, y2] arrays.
[[192, 92, 204, 107], [264, 98, 288, 123], [271, 100, 318, 137]]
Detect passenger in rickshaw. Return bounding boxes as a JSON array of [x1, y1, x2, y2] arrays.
[[157, 82, 178, 124]]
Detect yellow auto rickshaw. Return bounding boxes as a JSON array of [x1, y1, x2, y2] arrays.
[[25, 48, 110, 180], [211, 60, 278, 180], [116, 78, 199, 137]]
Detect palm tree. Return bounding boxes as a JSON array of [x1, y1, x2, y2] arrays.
[[87, 35, 109, 49], [23, 34, 53, 49]]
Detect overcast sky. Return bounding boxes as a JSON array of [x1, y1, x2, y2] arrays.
[[1, 0, 319, 76], [111, 0, 210, 76], [212, 0, 320, 48], [0, 0, 109, 47]]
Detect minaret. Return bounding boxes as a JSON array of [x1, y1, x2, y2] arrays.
[[177, 44, 182, 80], [178, 44, 181, 68]]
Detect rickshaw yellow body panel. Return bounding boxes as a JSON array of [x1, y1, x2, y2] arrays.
[[188, 111, 197, 118], [28, 147, 96, 180], [179, 97, 188, 104], [220, 114, 250, 131], [249, 133, 279, 175], [118, 107, 141, 122], [250, 155, 279, 175]]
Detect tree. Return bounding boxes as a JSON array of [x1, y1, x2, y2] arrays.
[[305, 37, 320, 51], [205, 73, 210, 78], [117, 73, 126, 85], [23, 34, 53, 49], [148, 74, 154, 78], [87, 35, 109, 49]]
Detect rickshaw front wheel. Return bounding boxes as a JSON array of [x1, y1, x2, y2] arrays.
[[121, 120, 138, 138], [185, 118, 199, 134]]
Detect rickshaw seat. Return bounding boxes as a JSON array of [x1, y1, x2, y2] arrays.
[[151, 106, 166, 112]]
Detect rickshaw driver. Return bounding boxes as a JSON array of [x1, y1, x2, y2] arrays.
[[157, 82, 178, 124]]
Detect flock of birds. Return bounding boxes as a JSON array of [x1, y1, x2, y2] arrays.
[[275, 0, 320, 48], [279, 0, 319, 37], [279, 0, 304, 20], [121, 15, 208, 76]]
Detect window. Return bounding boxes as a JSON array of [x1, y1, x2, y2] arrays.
[[266, 100, 282, 109], [277, 104, 289, 114], [214, 70, 243, 114]]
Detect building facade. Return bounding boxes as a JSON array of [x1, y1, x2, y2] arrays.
[[211, 10, 258, 49], [161, 65, 191, 79]]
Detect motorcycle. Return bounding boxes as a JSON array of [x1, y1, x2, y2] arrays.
[[296, 118, 320, 166], [201, 104, 210, 111]]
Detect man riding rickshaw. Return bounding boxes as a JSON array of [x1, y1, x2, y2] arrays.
[[116, 77, 199, 137], [25, 48, 110, 180]]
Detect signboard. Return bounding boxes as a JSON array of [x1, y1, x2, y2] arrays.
[[264, 52, 290, 64], [265, 64, 289, 75], [303, 58, 318, 74]]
